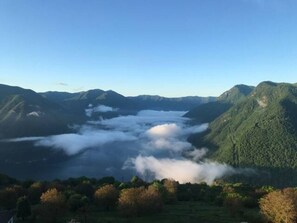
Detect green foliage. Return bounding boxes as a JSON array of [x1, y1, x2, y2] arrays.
[[75, 181, 94, 199], [0, 174, 275, 222], [0, 83, 216, 138], [0, 84, 78, 138], [185, 84, 254, 122], [16, 196, 31, 220], [191, 82, 297, 185], [28, 181, 45, 205], [218, 84, 254, 104], [97, 176, 115, 186], [130, 176, 145, 187], [67, 194, 88, 212]]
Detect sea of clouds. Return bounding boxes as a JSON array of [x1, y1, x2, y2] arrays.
[[5, 108, 251, 183]]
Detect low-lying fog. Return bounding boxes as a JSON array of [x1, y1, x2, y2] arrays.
[[2, 109, 250, 184]]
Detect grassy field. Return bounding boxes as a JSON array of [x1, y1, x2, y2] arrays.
[[58, 201, 255, 223]]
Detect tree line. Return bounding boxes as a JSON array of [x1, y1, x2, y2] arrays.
[[0, 174, 297, 223]]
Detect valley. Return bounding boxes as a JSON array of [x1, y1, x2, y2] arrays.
[[1, 82, 297, 187]]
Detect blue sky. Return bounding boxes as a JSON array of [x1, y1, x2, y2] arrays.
[[0, 0, 296, 97]]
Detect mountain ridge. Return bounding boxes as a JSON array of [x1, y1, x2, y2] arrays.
[[185, 84, 254, 123], [189, 82, 297, 173], [0, 83, 215, 138]]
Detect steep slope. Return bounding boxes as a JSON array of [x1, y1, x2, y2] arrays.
[[192, 82, 297, 171], [0, 84, 77, 138], [185, 85, 254, 123]]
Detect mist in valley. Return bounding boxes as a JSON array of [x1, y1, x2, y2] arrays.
[[1, 109, 250, 184]]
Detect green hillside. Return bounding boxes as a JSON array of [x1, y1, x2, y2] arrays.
[[190, 82, 297, 185], [0, 84, 78, 138], [185, 85, 254, 123]]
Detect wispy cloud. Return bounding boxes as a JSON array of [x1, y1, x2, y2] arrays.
[[57, 82, 68, 86]]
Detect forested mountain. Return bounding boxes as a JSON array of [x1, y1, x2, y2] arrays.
[[185, 85, 254, 123], [41, 89, 137, 117], [0, 84, 214, 138], [129, 95, 216, 111], [0, 84, 77, 138], [189, 82, 297, 185], [42, 91, 215, 113]]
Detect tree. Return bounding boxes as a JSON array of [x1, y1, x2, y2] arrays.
[[130, 176, 145, 187], [151, 181, 166, 200], [67, 194, 89, 223], [41, 188, 65, 205], [118, 187, 163, 217], [94, 184, 119, 211], [28, 181, 45, 204], [138, 185, 163, 214], [0, 187, 17, 210], [260, 188, 297, 223], [16, 196, 31, 220], [79, 196, 90, 223], [98, 176, 115, 185], [163, 179, 178, 203], [223, 193, 244, 217], [118, 187, 144, 217], [39, 188, 66, 223], [68, 194, 85, 212], [75, 181, 94, 199]]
